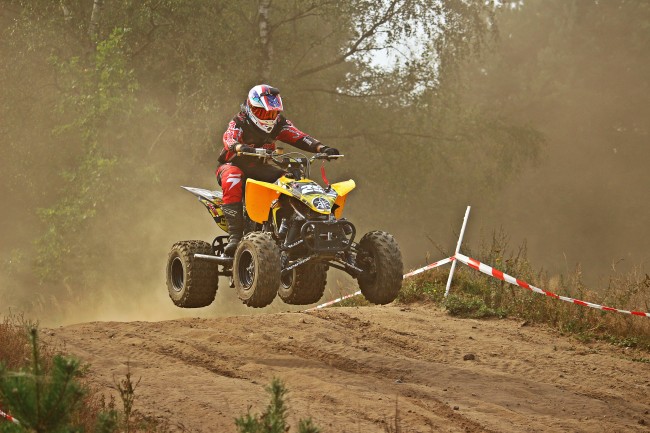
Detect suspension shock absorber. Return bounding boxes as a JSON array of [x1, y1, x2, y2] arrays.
[[283, 214, 305, 247]]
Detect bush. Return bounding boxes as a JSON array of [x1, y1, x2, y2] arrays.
[[444, 294, 507, 319], [235, 378, 320, 433]]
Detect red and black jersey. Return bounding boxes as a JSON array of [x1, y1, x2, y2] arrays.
[[219, 111, 321, 168]]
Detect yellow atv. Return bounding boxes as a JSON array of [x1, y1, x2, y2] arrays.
[[166, 149, 403, 308]]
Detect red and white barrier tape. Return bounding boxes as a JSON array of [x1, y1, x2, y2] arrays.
[[310, 290, 362, 310], [0, 407, 19, 425], [309, 256, 455, 310], [403, 256, 454, 278], [455, 253, 650, 318]]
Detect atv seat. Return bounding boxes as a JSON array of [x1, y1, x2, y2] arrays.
[[181, 186, 224, 204]]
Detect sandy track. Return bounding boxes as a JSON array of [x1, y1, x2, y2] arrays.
[[49, 304, 650, 432]]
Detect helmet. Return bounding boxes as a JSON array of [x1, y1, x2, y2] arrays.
[[245, 84, 283, 133]]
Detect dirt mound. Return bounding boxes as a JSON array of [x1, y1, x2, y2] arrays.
[[47, 305, 650, 432]]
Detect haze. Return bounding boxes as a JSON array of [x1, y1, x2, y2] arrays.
[[1, 0, 647, 325]]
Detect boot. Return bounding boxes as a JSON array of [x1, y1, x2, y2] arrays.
[[221, 203, 244, 256]]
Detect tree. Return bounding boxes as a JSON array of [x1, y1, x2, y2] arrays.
[[0, 1, 541, 314], [458, 0, 650, 273]]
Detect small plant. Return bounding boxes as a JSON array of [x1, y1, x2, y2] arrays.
[[113, 362, 141, 433], [0, 313, 44, 371], [444, 294, 507, 319], [235, 378, 320, 433], [0, 328, 87, 432], [398, 274, 446, 304]]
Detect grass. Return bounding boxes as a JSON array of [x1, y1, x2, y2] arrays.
[[398, 230, 650, 351], [0, 313, 50, 371]]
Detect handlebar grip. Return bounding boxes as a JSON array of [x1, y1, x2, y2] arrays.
[[237, 150, 270, 158], [314, 153, 344, 160]]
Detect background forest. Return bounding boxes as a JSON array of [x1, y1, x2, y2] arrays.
[[1, 0, 648, 324]]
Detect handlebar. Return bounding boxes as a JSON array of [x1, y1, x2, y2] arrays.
[[236, 149, 343, 180], [237, 148, 271, 158], [237, 149, 344, 162]]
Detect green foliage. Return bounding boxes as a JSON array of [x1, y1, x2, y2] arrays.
[[444, 294, 507, 319], [93, 410, 119, 433], [0, 328, 86, 433], [34, 25, 137, 288], [398, 278, 445, 304], [235, 378, 319, 433]]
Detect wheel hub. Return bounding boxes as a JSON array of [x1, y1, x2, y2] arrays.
[[238, 250, 255, 289], [171, 257, 184, 292]]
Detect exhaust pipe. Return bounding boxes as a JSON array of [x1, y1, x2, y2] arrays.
[[194, 254, 233, 265]]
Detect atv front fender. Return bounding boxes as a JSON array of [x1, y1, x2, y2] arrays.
[[245, 178, 356, 223], [245, 179, 286, 223], [331, 180, 356, 218]]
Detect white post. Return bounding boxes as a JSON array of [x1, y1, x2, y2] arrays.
[[445, 206, 471, 297]]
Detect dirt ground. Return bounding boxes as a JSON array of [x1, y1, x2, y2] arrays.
[[47, 304, 650, 433]]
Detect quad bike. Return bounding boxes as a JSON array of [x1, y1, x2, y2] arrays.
[[166, 148, 403, 308]]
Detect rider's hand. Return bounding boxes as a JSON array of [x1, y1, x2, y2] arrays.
[[238, 145, 255, 154], [320, 146, 340, 156]]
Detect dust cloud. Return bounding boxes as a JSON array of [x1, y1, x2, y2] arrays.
[[1, 1, 648, 325], [388, 0, 650, 288]]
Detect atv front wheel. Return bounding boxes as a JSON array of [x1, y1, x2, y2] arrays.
[[357, 231, 403, 305], [234, 232, 280, 308], [167, 240, 219, 308], [278, 259, 328, 305]]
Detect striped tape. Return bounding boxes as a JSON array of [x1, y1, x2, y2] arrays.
[[0, 408, 19, 425], [309, 256, 455, 310], [403, 256, 455, 278], [455, 253, 650, 318], [310, 290, 362, 310]]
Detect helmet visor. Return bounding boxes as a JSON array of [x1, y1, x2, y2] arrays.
[[251, 105, 279, 120]]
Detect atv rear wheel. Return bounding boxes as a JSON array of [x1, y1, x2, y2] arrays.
[[357, 231, 403, 305], [167, 240, 219, 308], [278, 259, 328, 305], [234, 232, 280, 308]]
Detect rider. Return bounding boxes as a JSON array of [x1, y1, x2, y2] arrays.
[[217, 84, 340, 256]]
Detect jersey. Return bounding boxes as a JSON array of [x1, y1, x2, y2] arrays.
[[218, 110, 322, 169]]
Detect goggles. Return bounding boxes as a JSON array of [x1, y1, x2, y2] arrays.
[[251, 105, 280, 120]]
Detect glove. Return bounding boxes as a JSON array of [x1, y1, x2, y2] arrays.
[[320, 146, 340, 156], [238, 145, 255, 154]]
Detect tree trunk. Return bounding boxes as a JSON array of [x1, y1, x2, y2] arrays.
[[89, 0, 104, 42], [61, 4, 72, 21], [258, 0, 273, 82]]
